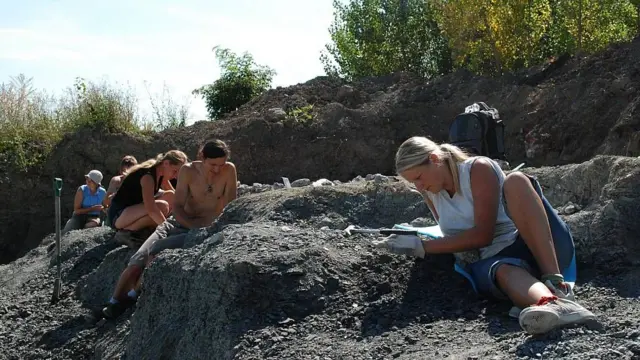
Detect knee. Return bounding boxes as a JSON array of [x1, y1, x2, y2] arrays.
[[156, 200, 171, 215], [494, 263, 515, 285], [159, 190, 175, 204], [127, 256, 147, 269], [84, 222, 98, 229]]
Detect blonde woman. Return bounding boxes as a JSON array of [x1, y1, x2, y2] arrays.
[[378, 136, 596, 335], [107, 150, 188, 233]]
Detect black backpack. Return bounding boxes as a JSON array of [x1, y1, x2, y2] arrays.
[[448, 102, 506, 160]]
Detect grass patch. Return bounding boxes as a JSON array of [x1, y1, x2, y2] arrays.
[[0, 74, 190, 171], [287, 104, 315, 125]]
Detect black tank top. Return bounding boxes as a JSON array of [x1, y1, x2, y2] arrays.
[[112, 166, 162, 208]]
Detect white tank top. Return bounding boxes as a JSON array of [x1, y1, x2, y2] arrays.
[[424, 156, 518, 266]]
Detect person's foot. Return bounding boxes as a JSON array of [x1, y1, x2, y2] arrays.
[[518, 296, 597, 335], [101, 298, 136, 319]]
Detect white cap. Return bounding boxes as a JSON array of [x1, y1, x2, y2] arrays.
[[85, 170, 103, 185]]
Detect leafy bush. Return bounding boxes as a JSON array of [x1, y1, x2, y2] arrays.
[[193, 47, 276, 120]]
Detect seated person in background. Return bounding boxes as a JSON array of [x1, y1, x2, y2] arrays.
[[106, 150, 188, 238], [104, 155, 138, 208], [62, 170, 107, 235], [378, 136, 596, 335], [101, 139, 237, 319]]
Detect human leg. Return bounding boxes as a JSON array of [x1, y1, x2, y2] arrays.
[[102, 218, 187, 318], [132, 229, 188, 293], [156, 189, 175, 213], [113, 200, 171, 231], [84, 216, 101, 229], [502, 172, 562, 277], [468, 255, 596, 335], [61, 214, 86, 235]]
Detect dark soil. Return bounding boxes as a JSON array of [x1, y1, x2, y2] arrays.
[[0, 159, 639, 359], [2, 36, 640, 268]]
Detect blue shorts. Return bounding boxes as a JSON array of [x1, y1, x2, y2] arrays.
[[464, 175, 576, 300]]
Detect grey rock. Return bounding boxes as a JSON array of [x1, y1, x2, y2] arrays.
[[373, 174, 390, 184], [312, 179, 334, 187], [264, 108, 287, 122], [291, 178, 311, 187]]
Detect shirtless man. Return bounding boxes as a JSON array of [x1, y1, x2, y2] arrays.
[[101, 139, 237, 319]]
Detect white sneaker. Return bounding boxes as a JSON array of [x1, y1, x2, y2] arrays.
[[518, 296, 597, 335]]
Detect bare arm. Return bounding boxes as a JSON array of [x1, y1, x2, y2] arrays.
[[423, 158, 499, 254], [161, 177, 175, 191], [104, 176, 121, 207], [72, 188, 89, 215], [171, 164, 198, 229], [224, 162, 238, 206], [141, 174, 166, 225]]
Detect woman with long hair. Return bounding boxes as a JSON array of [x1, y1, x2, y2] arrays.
[[378, 136, 596, 335], [107, 150, 188, 234]]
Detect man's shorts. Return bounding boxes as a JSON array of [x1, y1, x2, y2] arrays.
[[465, 174, 576, 300], [127, 217, 190, 268]]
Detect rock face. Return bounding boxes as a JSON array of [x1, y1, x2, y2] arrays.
[[3, 38, 640, 264], [0, 156, 639, 360]]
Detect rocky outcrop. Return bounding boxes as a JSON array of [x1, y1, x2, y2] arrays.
[[1, 156, 639, 359], [523, 155, 640, 268]]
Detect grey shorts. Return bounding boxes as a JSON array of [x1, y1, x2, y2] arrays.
[[128, 217, 190, 267], [62, 213, 100, 235]]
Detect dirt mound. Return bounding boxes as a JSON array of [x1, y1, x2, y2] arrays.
[[2, 37, 640, 264], [0, 157, 639, 359]]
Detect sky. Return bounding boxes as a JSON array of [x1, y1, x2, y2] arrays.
[[0, 0, 337, 124]]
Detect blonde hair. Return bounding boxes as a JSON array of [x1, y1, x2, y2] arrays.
[[123, 150, 188, 177], [395, 136, 470, 194]]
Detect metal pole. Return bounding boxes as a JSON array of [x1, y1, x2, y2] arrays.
[[51, 177, 63, 304]]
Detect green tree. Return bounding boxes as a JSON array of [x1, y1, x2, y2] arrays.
[[544, 0, 638, 56], [433, 0, 552, 75], [193, 47, 276, 120], [320, 0, 452, 80]]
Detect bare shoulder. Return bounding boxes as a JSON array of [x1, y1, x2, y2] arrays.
[[223, 161, 237, 174], [470, 157, 498, 176], [179, 161, 198, 181], [470, 157, 500, 189]]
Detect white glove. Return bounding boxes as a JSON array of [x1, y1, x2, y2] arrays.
[[372, 234, 426, 259]]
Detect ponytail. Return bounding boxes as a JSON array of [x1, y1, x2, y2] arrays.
[[438, 143, 469, 195]]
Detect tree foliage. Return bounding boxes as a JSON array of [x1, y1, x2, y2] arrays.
[[432, 0, 552, 75], [324, 0, 639, 77], [194, 47, 276, 120], [320, 0, 452, 80]]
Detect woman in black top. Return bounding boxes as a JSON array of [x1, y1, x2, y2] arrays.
[[108, 150, 188, 233]]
